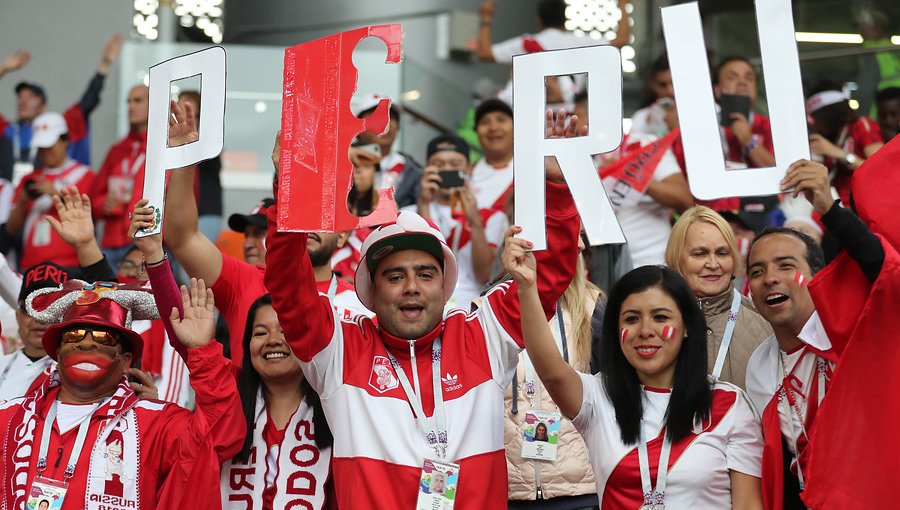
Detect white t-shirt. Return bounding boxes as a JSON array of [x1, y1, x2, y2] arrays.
[[629, 102, 672, 139], [573, 372, 763, 509], [491, 28, 608, 64], [404, 202, 508, 310], [0, 350, 53, 401], [605, 133, 681, 267], [470, 158, 513, 213], [56, 401, 100, 433], [745, 312, 834, 475], [376, 151, 407, 191]]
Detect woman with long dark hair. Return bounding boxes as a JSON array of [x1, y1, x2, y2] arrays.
[[505, 224, 763, 509], [219, 294, 335, 509]]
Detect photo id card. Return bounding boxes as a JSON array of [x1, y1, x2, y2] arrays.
[[521, 410, 561, 462], [27, 476, 68, 509], [416, 458, 460, 510]]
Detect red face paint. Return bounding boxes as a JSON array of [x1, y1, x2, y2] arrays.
[[620, 328, 629, 343], [60, 351, 119, 386], [793, 271, 807, 288], [661, 325, 677, 340]]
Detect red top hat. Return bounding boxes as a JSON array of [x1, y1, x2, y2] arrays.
[[25, 280, 158, 364]]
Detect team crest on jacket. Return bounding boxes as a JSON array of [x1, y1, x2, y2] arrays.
[[369, 356, 399, 393]]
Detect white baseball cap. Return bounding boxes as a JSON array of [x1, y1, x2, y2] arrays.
[[30, 112, 68, 149], [351, 93, 388, 117], [354, 211, 458, 311]]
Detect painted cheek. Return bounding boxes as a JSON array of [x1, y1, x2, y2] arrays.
[[661, 325, 677, 340], [620, 328, 629, 343], [793, 271, 807, 288]]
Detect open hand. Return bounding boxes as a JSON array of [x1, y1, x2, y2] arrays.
[[544, 109, 586, 183], [1, 50, 30, 73], [168, 99, 198, 148], [501, 225, 537, 288], [170, 278, 215, 349], [808, 133, 843, 160], [46, 186, 96, 248]]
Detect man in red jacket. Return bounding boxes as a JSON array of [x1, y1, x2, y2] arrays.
[[89, 84, 149, 269], [0, 278, 243, 509], [264, 113, 582, 509]]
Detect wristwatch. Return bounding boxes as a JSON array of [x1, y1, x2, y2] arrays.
[[841, 152, 859, 166]]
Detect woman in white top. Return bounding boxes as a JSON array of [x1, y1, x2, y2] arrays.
[[503, 227, 764, 509]]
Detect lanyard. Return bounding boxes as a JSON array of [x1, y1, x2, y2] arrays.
[[327, 274, 338, 301], [638, 421, 672, 510], [36, 401, 95, 481], [11, 123, 37, 164], [120, 146, 146, 177], [778, 349, 827, 490], [711, 290, 743, 380], [524, 302, 568, 399], [384, 337, 448, 460]]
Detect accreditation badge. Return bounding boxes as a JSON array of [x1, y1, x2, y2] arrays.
[[416, 458, 460, 510], [520, 410, 561, 462], [27, 476, 68, 509]]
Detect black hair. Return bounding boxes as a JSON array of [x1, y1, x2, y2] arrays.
[[122, 244, 141, 260], [538, 0, 568, 28], [749, 227, 826, 275], [474, 98, 513, 126], [808, 81, 856, 141], [876, 86, 900, 105], [713, 56, 756, 86], [597, 265, 711, 445], [234, 295, 333, 463], [650, 53, 670, 75], [573, 90, 588, 106]]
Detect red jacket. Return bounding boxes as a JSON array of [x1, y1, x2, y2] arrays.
[[90, 130, 147, 249], [0, 342, 244, 510], [264, 180, 580, 510]]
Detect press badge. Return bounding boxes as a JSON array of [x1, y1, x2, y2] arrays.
[[416, 458, 460, 510], [521, 410, 561, 462], [28, 476, 68, 509]]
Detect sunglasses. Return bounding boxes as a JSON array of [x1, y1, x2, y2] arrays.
[[61, 328, 120, 347]]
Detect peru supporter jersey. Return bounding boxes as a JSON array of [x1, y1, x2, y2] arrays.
[[14, 159, 94, 269], [469, 158, 513, 215], [376, 152, 407, 192], [573, 374, 763, 509], [491, 28, 608, 63]]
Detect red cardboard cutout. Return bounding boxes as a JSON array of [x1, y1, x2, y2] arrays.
[[278, 24, 402, 233]]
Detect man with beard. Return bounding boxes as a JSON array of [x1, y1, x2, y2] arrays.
[[0, 278, 243, 509]]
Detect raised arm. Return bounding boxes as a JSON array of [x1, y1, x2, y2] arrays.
[[46, 186, 107, 269], [159, 100, 223, 284], [262, 131, 336, 362], [476, 0, 497, 62], [781, 159, 884, 281], [505, 225, 583, 418], [0, 50, 30, 81], [131, 198, 189, 361], [168, 277, 245, 461]]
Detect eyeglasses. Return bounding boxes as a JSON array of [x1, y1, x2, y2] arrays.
[[61, 329, 120, 347]]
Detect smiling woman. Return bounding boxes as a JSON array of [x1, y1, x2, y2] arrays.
[[666, 206, 772, 390], [515, 263, 765, 509]]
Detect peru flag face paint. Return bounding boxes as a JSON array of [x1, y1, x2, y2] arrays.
[[620, 328, 630, 343], [794, 271, 807, 288], [661, 325, 677, 340]]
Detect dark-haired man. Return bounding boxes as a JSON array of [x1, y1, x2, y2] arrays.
[[875, 86, 900, 141], [744, 158, 888, 509]]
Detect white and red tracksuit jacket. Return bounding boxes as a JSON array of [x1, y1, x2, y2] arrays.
[[264, 181, 580, 510], [0, 342, 244, 510]]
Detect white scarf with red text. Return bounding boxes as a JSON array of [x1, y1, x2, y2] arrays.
[[220, 389, 331, 510], [2, 371, 142, 510]]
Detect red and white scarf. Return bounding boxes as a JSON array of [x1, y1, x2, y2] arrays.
[[220, 389, 331, 509], [1, 371, 141, 510]]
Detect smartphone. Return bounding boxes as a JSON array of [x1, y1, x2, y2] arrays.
[[719, 94, 752, 127], [24, 179, 41, 200], [438, 169, 466, 189]]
